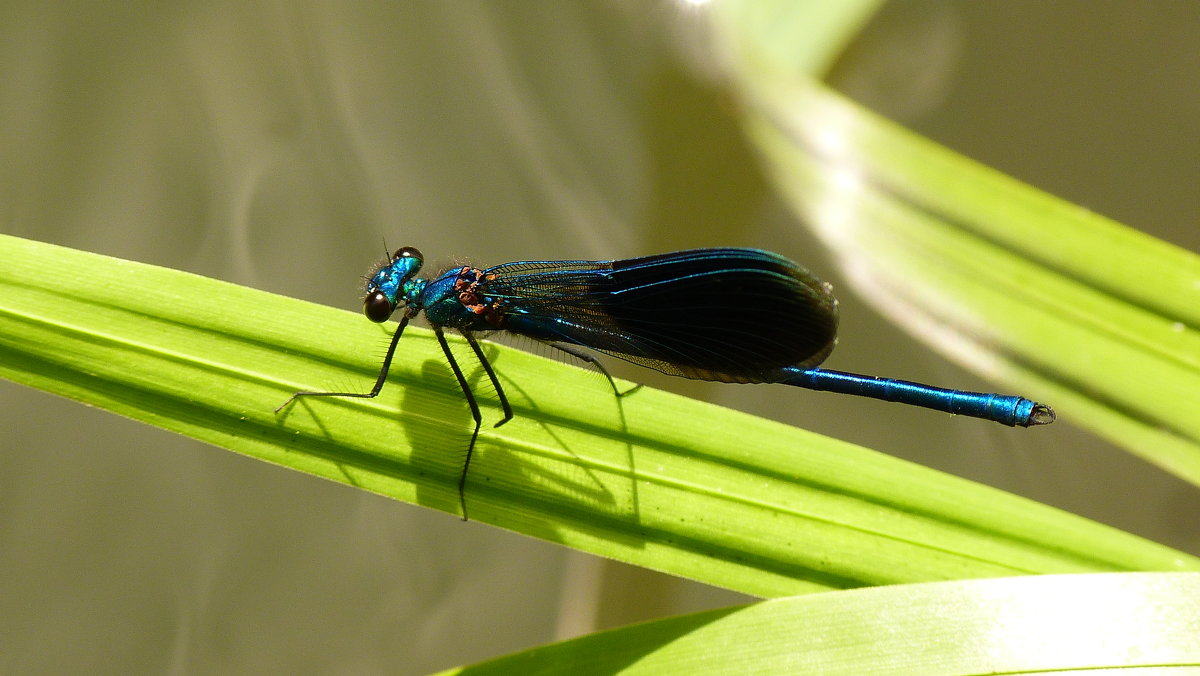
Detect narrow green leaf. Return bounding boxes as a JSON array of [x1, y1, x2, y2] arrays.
[[437, 573, 1200, 675], [1, 234, 1195, 597], [714, 1, 1200, 485], [708, 0, 885, 77]]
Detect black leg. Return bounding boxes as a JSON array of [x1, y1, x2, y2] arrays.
[[547, 342, 642, 398], [275, 312, 413, 412], [434, 327, 483, 521], [461, 331, 514, 427]]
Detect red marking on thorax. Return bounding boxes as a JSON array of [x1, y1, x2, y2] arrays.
[[454, 266, 505, 326]]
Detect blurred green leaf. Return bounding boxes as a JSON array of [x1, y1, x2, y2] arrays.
[[436, 573, 1200, 675], [714, 0, 1200, 486]]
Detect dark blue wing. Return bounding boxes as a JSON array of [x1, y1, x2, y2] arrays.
[[479, 248, 839, 383]]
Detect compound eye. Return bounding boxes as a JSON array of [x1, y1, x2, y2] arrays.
[[364, 291, 395, 323], [394, 246, 423, 261]]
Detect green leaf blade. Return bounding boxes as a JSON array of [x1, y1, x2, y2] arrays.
[[436, 573, 1200, 675], [1, 233, 1196, 598]]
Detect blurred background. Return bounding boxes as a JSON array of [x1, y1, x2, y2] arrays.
[[1, 1, 1197, 672]]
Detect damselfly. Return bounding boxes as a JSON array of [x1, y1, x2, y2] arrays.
[[277, 247, 1054, 518]]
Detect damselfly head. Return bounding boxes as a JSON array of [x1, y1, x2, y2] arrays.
[[362, 246, 425, 322]]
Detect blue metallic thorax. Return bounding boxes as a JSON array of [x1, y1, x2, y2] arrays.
[[421, 268, 484, 327]]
